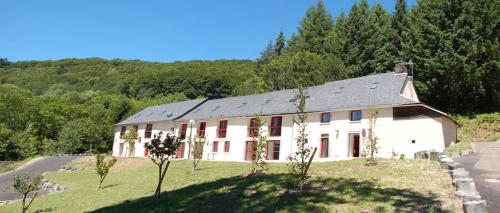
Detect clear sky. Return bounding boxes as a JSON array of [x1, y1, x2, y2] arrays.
[[0, 0, 416, 63]]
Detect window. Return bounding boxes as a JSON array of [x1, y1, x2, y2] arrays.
[[198, 122, 206, 138], [145, 124, 153, 139], [266, 141, 280, 160], [180, 124, 187, 139], [133, 125, 138, 133], [212, 141, 218, 152], [350, 110, 362, 121], [120, 126, 126, 139], [224, 141, 230, 152], [321, 134, 329, 158], [245, 141, 256, 161], [321, 112, 331, 123], [270, 116, 282, 137], [249, 118, 259, 137], [218, 120, 228, 138]]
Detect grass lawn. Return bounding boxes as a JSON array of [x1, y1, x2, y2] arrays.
[[0, 157, 462, 213], [0, 157, 35, 174]]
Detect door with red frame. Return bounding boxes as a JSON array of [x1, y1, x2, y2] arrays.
[[353, 135, 360, 157], [176, 142, 185, 158]]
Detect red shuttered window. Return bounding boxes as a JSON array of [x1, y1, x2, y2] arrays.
[[180, 124, 187, 139], [120, 126, 126, 139], [212, 141, 219, 152], [270, 116, 282, 137], [248, 118, 259, 137], [224, 141, 230, 152], [245, 141, 256, 161], [266, 140, 280, 160], [145, 124, 153, 139], [321, 134, 329, 158], [198, 122, 206, 138], [218, 120, 228, 138]]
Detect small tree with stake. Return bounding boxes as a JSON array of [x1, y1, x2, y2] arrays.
[[364, 109, 379, 166], [191, 136, 205, 171], [96, 154, 117, 189], [250, 116, 268, 173], [12, 172, 42, 213], [286, 86, 317, 190], [144, 132, 180, 198]]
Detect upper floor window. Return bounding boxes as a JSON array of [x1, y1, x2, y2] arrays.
[[133, 125, 139, 133], [321, 134, 329, 158], [180, 123, 187, 139], [321, 112, 331, 123], [350, 110, 362, 121], [248, 118, 259, 137], [198, 122, 206, 138], [120, 126, 126, 139], [145, 124, 153, 139], [218, 120, 228, 138], [270, 116, 282, 137]]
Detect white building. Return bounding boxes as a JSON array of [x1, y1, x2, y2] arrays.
[[112, 72, 458, 161]]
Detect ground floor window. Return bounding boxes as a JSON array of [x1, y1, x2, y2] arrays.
[[224, 141, 230, 152], [176, 142, 185, 158], [194, 142, 203, 159], [212, 141, 219, 152], [245, 141, 256, 161], [266, 140, 280, 160], [321, 134, 329, 158]]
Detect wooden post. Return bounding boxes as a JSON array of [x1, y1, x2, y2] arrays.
[[303, 147, 317, 179]]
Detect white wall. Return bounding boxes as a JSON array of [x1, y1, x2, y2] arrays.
[[113, 107, 453, 161]]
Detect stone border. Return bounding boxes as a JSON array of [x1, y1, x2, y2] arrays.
[[0, 178, 68, 206], [436, 153, 488, 213]]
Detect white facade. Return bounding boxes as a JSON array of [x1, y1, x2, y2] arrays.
[[112, 106, 458, 161]]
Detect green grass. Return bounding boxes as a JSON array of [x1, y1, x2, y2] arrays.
[[0, 157, 34, 174], [446, 112, 500, 152], [0, 158, 462, 213]]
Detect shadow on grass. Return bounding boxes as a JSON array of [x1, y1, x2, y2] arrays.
[[90, 174, 449, 213]]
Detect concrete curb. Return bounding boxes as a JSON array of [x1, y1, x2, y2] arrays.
[[434, 154, 487, 213]]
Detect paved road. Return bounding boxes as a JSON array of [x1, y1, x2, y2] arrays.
[[455, 142, 500, 213], [0, 156, 79, 201]]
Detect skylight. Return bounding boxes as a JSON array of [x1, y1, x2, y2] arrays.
[[145, 112, 154, 117], [263, 98, 272, 105], [237, 102, 247, 108], [335, 87, 344, 94]]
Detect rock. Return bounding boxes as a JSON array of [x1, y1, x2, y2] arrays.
[[441, 162, 453, 170], [447, 162, 464, 170], [461, 149, 472, 156], [463, 200, 487, 213], [430, 151, 442, 161], [414, 151, 423, 159], [450, 152, 461, 158], [439, 157, 453, 163], [451, 168, 470, 179], [453, 178, 477, 193]]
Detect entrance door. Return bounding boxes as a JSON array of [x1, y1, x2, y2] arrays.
[[353, 135, 360, 157], [119, 143, 124, 157], [176, 142, 185, 159]]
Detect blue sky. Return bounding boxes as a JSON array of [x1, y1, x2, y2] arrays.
[[0, 0, 416, 63]]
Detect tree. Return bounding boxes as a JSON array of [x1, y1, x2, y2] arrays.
[[122, 130, 138, 157], [12, 172, 42, 213], [258, 41, 275, 65], [288, 0, 333, 55], [364, 109, 379, 166], [286, 86, 316, 190], [95, 154, 117, 189], [250, 116, 268, 173], [190, 136, 205, 171], [274, 31, 286, 56], [392, 0, 408, 57], [144, 132, 181, 198]]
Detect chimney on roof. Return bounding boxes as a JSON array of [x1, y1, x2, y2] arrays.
[[393, 58, 408, 74]]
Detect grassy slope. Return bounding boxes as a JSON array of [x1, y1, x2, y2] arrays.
[[446, 113, 500, 152], [1, 157, 461, 213]]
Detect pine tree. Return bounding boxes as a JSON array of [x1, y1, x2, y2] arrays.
[[274, 31, 286, 56], [258, 41, 274, 65], [392, 0, 408, 57], [288, 0, 333, 55]]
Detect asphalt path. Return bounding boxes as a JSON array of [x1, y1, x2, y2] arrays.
[[455, 142, 500, 213], [0, 156, 79, 201]]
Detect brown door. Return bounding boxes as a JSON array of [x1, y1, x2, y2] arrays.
[[176, 142, 185, 158], [353, 135, 360, 157]]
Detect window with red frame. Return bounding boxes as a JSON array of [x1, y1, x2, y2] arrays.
[[350, 110, 362, 121], [198, 122, 206, 138], [270, 116, 282, 137], [321, 134, 329, 158], [321, 112, 331, 123], [266, 140, 280, 160], [218, 120, 228, 138], [248, 118, 259, 137], [120, 126, 126, 139], [145, 124, 153, 139], [224, 141, 230, 152], [245, 141, 256, 161], [212, 141, 218, 152], [133, 125, 138, 133], [179, 124, 187, 139]]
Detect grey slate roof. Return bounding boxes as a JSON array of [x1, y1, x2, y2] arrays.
[[116, 72, 419, 125], [178, 72, 418, 121], [116, 98, 207, 125]]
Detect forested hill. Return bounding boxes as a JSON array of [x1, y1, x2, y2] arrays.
[[0, 58, 257, 99]]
